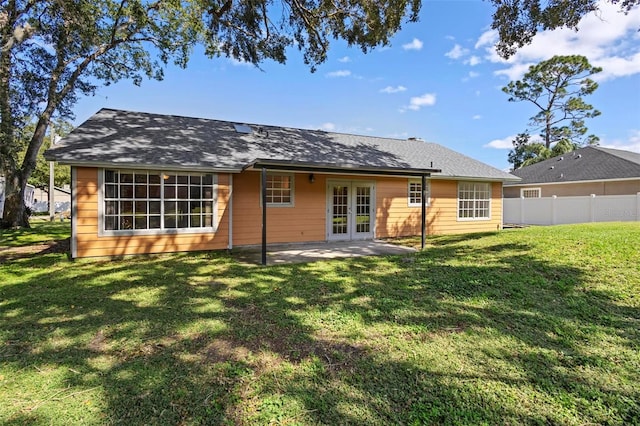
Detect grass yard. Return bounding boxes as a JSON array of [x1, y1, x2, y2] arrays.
[[1, 222, 639, 425]]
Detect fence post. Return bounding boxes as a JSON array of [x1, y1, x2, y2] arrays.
[[551, 195, 557, 225], [590, 194, 596, 223], [520, 196, 525, 224]]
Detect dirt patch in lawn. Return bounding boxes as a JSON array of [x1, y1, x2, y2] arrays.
[[0, 238, 70, 262]]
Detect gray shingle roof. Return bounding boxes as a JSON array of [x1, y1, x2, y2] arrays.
[[46, 108, 517, 181], [506, 146, 640, 185]]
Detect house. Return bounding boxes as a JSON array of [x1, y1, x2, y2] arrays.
[[504, 146, 640, 198], [31, 185, 72, 214], [45, 108, 518, 261]]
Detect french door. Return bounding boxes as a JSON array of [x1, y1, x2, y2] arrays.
[[327, 181, 375, 240]]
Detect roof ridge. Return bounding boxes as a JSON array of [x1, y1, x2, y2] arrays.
[[592, 145, 640, 167]]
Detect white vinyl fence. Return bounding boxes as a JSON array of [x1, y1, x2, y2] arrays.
[[504, 193, 640, 225]]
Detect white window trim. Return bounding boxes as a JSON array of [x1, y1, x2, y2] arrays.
[[98, 168, 218, 237], [262, 172, 295, 207], [408, 179, 430, 207], [520, 187, 541, 198], [457, 181, 492, 221]]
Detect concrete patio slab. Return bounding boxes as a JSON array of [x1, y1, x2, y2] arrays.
[[232, 240, 417, 265]]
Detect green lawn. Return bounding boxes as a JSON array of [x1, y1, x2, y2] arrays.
[[1, 222, 639, 425]]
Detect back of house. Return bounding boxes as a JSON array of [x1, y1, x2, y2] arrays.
[[46, 108, 519, 258]]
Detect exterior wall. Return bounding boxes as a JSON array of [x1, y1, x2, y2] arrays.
[[232, 170, 326, 246], [505, 179, 640, 198], [73, 167, 230, 258], [430, 180, 502, 234], [73, 167, 505, 256], [376, 179, 503, 237], [375, 177, 421, 238]]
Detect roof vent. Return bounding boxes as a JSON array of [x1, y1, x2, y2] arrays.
[[233, 123, 252, 134], [255, 127, 269, 138], [560, 173, 564, 179], [576, 154, 582, 158], [407, 137, 423, 141], [549, 165, 554, 169], [558, 156, 564, 161]]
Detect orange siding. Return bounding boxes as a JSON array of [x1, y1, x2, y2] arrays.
[[427, 180, 502, 234], [72, 168, 505, 257], [375, 177, 421, 238], [73, 167, 229, 258], [232, 171, 326, 246], [376, 179, 503, 237]]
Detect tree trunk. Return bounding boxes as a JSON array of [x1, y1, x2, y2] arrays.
[[1, 169, 29, 228]]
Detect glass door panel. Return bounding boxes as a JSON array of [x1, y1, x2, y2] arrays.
[[328, 182, 374, 240], [354, 185, 371, 234], [332, 185, 349, 236]]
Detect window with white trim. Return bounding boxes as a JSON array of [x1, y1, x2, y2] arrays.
[[265, 173, 294, 206], [408, 179, 430, 207], [521, 188, 541, 198], [458, 182, 491, 220], [103, 169, 216, 233]]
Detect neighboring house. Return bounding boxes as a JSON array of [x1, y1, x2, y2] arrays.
[[504, 146, 640, 198], [0, 177, 35, 219], [503, 146, 640, 225], [31, 185, 72, 213], [45, 108, 518, 259]]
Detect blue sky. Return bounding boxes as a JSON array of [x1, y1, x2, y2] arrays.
[[72, 0, 640, 171]]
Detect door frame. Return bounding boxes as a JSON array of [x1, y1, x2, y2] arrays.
[[326, 179, 376, 241]]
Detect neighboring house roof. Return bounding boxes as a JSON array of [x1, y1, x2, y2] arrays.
[[507, 146, 640, 185], [45, 108, 517, 181], [506, 146, 640, 186]]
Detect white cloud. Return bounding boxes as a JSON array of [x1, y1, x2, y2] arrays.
[[472, 114, 482, 120], [380, 85, 407, 94], [494, 62, 535, 81], [465, 55, 481, 66], [600, 130, 640, 153], [484, 135, 516, 149], [326, 70, 351, 78], [484, 134, 543, 149], [445, 44, 469, 59], [401, 93, 437, 112], [477, 0, 640, 81], [462, 71, 480, 82], [402, 38, 424, 51], [475, 30, 498, 49], [338, 56, 351, 63]]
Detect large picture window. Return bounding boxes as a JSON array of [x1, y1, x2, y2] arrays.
[[408, 179, 430, 207], [458, 182, 491, 220], [103, 169, 216, 233]]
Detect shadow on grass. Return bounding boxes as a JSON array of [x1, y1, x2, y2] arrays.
[[1, 237, 639, 424], [0, 221, 70, 248]]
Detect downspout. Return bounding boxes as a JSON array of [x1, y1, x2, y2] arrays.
[[421, 174, 427, 249], [70, 166, 77, 258], [261, 167, 267, 265], [227, 173, 233, 250]]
